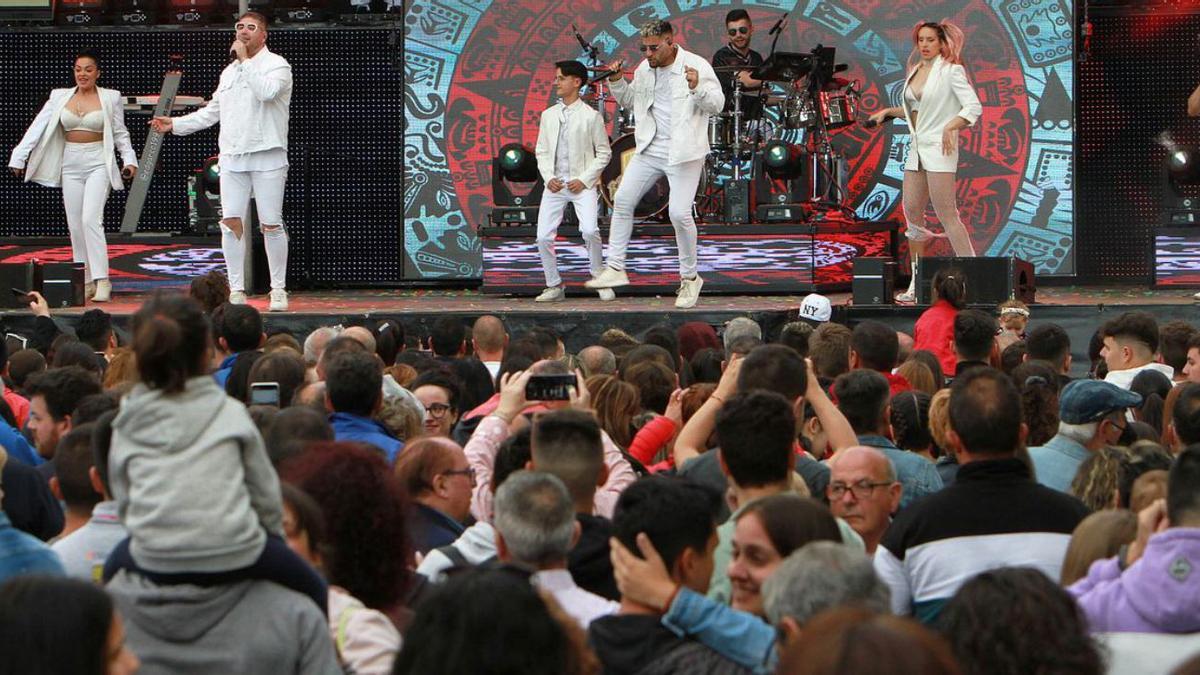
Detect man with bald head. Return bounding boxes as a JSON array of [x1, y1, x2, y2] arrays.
[[472, 316, 508, 380], [827, 446, 901, 554], [579, 345, 616, 377], [341, 325, 377, 355]]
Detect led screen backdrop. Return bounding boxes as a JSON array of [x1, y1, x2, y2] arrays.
[[403, 0, 1075, 281]]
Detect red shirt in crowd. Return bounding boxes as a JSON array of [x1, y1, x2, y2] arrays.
[[913, 299, 959, 376]]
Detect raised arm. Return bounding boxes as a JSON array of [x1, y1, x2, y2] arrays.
[[674, 357, 741, 467]]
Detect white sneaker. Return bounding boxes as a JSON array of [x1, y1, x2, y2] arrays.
[[896, 289, 915, 303], [229, 291, 248, 305], [268, 289, 288, 312], [535, 286, 565, 302], [1194, 291, 1200, 302], [598, 287, 616, 302], [675, 275, 704, 309], [585, 267, 630, 289], [84, 281, 96, 300], [91, 279, 111, 303]]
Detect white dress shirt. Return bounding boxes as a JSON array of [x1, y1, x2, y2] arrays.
[[531, 568, 619, 629]]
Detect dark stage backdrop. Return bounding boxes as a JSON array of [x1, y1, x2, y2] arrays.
[[1077, 7, 1200, 283], [0, 28, 402, 288], [404, 0, 1076, 281]]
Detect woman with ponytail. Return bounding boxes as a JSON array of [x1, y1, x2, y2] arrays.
[[912, 267, 968, 375], [866, 20, 984, 302], [103, 292, 327, 610]]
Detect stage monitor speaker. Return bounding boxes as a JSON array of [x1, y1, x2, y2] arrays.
[[723, 179, 750, 224], [852, 257, 896, 305], [916, 256, 1035, 306], [38, 262, 85, 308], [0, 262, 37, 309]]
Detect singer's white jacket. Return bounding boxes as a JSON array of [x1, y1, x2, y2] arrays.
[[534, 98, 611, 189], [172, 46, 292, 158], [900, 55, 983, 173], [8, 86, 138, 190], [610, 46, 724, 165]]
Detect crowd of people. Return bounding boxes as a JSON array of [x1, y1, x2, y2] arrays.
[[0, 270, 1198, 674]]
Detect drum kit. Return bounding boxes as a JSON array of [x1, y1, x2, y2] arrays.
[[582, 46, 862, 223]]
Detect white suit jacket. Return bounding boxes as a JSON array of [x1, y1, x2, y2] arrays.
[[610, 46, 724, 165], [9, 86, 138, 190], [534, 99, 611, 189], [172, 46, 292, 156], [901, 56, 983, 173]]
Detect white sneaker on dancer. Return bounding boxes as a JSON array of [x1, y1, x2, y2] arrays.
[[1194, 291, 1200, 302], [585, 267, 630, 289], [268, 289, 288, 312], [535, 286, 565, 303], [91, 279, 111, 303], [896, 261, 918, 303], [229, 291, 247, 305], [675, 275, 704, 309], [598, 288, 616, 302], [85, 281, 96, 300]]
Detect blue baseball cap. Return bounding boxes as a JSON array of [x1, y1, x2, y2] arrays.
[[1058, 379, 1143, 424]]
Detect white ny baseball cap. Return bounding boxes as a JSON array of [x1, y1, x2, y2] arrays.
[[798, 293, 832, 323]]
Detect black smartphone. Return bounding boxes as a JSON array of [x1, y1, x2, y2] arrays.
[[249, 382, 281, 406], [10, 288, 32, 304], [525, 373, 577, 401]]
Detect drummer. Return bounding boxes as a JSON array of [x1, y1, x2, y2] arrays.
[[711, 9, 764, 120]]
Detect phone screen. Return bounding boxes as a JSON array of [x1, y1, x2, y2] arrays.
[[249, 382, 281, 406], [525, 374, 576, 401]]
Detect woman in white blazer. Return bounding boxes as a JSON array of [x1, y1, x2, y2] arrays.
[[8, 51, 138, 303], [867, 21, 983, 302]]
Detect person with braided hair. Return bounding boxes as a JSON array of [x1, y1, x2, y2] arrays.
[[891, 390, 936, 462]]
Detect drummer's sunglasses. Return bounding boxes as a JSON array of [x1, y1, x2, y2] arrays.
[[727, 27, 749, 35]]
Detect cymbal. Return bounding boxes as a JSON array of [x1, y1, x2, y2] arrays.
[[713, 64, 759, 72]]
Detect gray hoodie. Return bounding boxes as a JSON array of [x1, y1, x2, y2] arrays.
[[109, 570, 340, 674], [110, 376, 284, 573]]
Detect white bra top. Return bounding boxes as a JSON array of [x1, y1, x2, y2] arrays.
[[60, 107, 104, 133], [904, 82, 922, 111]]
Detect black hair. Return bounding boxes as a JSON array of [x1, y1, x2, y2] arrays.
[[726, 335, 764, 360], [531, 409, 604, 504], [410, 370, 462, 412], [132, 292, 210, 393], [91, 409, 116, 496], [1011, 360, 1061, 447], [689, 348, 723, 384], [1161, 321, 1199, 373], [51, 342, 103, 375], [527, 327, 562, 360], [24, 366, 101, 420], [264, 405, 334, 467], [1173, 383, 1200, 446], [1100, 311, 1160, 355], [53, 423, 100, 510], [0, 575, 114, 675], [642, 325, 682, 373], [737, 344, 808, 402], [429, 316, 466, 357], [999, 340, 1027, 377], [1168, 446, 1200, 524], [725, 8, 751, 24], [493, 426, 533, 492], [623, 360, 675, 414], [219, 303, 264, 353], [954, 309, 997, 363], [948, 368, 1022, 456], [74, 309, 112, 352], [71, 392, 118, 426], [612, 476, 719, 572], [1131, 368, 1173, 436], [778, 322, 813, 359], [1117, 444, 1173, 508], [247, 349, 307, 408], [833, 369, 890, 435], [851, 320, 900, 371], [716, 390, 795, 488], [1025, 323, 1071, 370], [74, 49, 101, 69], [931, 267, 967, 309], [619, 343, 674, 379], [224, 350, 264, 402], [937, 567, 1102, 675], [375, 319, 404, 367], [891, 390, 933, 452], [325, 350, 383, 417], [555, 59, 588, 84], [393, 567, 573, 675], [738, 494, 841, 559]]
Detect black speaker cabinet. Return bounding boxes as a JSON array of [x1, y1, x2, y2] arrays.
[[852, 257, 896, 305], [38, 262, 85, 308], [0, 262, 37, 309], [723, 178, 750, 224], [916, 256, 1035, 305]]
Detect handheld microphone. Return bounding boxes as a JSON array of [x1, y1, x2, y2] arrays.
[[862, 118, 879, 129], [768, 12, 788, 36]]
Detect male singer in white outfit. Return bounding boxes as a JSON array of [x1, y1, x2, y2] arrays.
[[586, 20, 723, 309], [150, 11, 293, 311], [533, 60, 613, 302]]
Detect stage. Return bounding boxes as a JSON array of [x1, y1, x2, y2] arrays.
[[2, 283, 1195, 379]]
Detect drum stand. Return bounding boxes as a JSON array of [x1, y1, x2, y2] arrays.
[[723, 76, 752, 223]]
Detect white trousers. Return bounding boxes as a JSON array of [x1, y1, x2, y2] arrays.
[[61, 142, 111, 283], [535, 186, 602, 288], [219, 166, 289, 291], [606, 154, 703, 279]]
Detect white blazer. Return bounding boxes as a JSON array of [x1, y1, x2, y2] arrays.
[[534, 99, 611, 189], [610, 45, 724, 165], [901, 56, 983, 173], [9, 86, 138, 190]]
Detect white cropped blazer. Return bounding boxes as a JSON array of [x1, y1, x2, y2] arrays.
[[900, 56, 983, 173]]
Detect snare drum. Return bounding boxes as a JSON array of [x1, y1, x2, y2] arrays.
[[819, 90, 859, 129], [707, 113, 734, 149]]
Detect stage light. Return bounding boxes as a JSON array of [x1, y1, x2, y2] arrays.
[[763, 141, 805, 180], [187, 156, 221, 235], [491, 143, 544, 225], [1163, 141, 1200, 224]]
